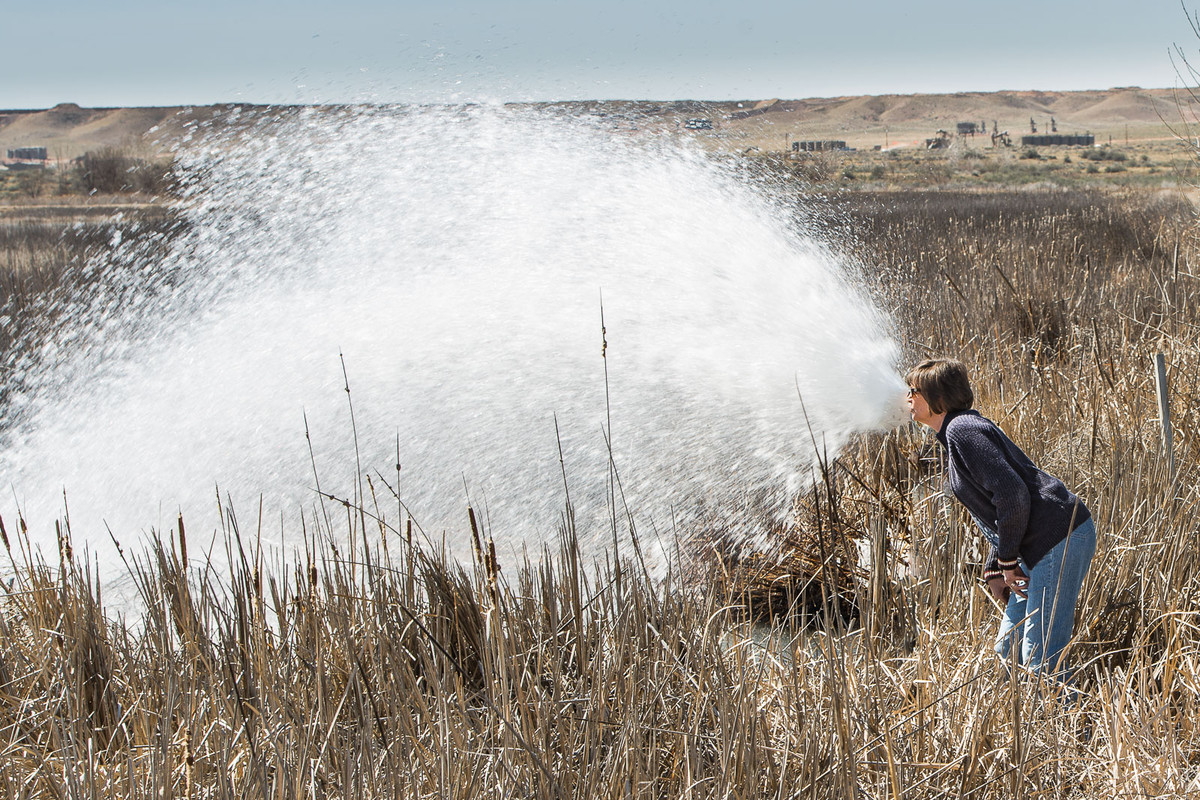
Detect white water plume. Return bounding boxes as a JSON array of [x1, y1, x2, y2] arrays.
[[0, 104, 905, 572]]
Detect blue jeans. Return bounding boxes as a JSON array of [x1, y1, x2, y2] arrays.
[[994, 518, 1096, 680]]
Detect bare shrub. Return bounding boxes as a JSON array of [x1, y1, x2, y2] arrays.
[[75, 146, 175, 195]]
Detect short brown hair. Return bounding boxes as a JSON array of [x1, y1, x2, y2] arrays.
[[905, 358, 974, 415]]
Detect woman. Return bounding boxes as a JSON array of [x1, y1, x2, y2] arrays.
[[906, 358, 1096, 680]]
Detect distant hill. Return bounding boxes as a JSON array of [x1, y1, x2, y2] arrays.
[[1, 88, 1195, 161], [760, 88, 1183, 126], [705, 88, 1195, 151], [0, 103, 234, 161]]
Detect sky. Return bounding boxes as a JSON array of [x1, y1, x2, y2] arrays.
[[4, 0, 1200, 108]]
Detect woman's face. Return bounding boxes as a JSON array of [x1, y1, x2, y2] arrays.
[[907, 386, 938, 428]]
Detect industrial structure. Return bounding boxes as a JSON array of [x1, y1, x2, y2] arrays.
[[793, 140, 849, 152], [5, 146, 48, 163], [925, 130, 951, 149], [1020, 133, 1095, 147]]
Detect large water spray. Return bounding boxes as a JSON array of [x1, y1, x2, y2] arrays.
[[1, 104, 905, 572]]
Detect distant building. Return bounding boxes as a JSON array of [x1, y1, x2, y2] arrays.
[[6, 146, 48, 162], [683, 118, 713, 130], [1020, 134, 1095, 147], [794, 140, 849, 152]]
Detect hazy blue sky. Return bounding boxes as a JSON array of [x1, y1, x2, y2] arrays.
[[5, 0, 1199, 107]]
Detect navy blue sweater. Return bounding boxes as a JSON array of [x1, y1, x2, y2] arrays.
[[935, 409, 1091, 577]]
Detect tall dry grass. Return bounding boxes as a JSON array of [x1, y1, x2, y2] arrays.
[[2, 186, 1200, 797], [0, 208, 179, 367]]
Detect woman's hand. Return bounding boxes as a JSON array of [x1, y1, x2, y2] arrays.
[[986, 575, 1010, 603], [1003, 566, 1030, 599]]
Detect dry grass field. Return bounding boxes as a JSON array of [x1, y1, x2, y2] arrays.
[[778, 137, 1199, 190], [2, 96, 1200, 797]]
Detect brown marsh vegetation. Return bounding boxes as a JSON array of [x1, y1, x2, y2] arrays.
[[0, 208, 177, 360], [2, 185, 1200, 797], [755, 138, 1198, 191]]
